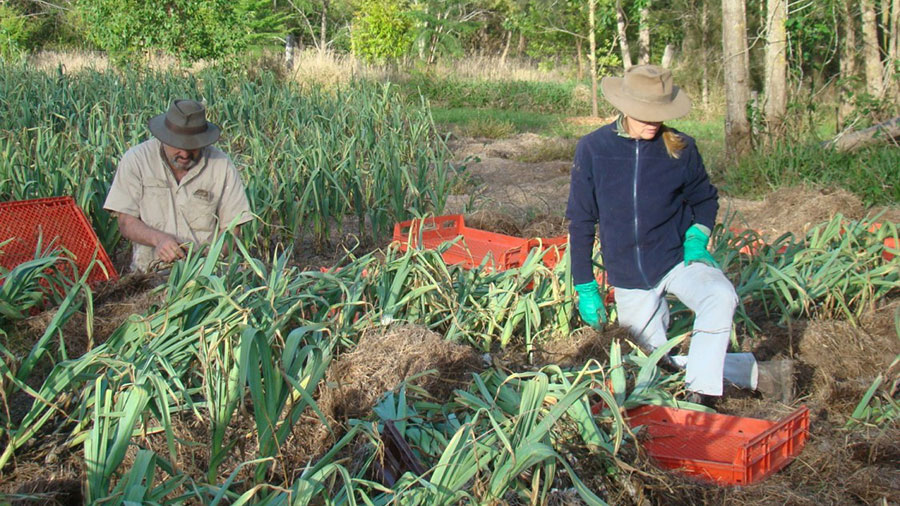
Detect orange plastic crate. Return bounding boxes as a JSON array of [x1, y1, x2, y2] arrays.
[[0, 196, 118, 286], [392, 215, 566, 271], [627, 404, 809, 485]]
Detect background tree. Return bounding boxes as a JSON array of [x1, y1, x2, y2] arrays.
[[350, 0, 413, 62], [616, 0, 633, 67], [722, 0, 751, 160], [763, 0, 786, 133], [638, 0, 650, 64], [859, 0, 884, 97], [73, 0, 286, 62], [837, 0, 859, 129]]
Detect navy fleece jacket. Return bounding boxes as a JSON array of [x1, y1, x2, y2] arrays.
[[566, 121, 718, 289]]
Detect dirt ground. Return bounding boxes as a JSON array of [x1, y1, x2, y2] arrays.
[[3, 133, 898, 504]]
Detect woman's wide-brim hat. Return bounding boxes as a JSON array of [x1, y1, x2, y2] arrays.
[[600, 65, 692, 122], [148, 99, 221, 150]]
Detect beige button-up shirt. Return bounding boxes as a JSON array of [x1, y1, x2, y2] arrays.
[[104, 138, 252, 272]]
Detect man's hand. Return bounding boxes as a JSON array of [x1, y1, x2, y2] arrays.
[[116, 212, 186, 263], [154, 233, 186, 262], [575, 280, 607, 328], [683, 224, 719, 268]]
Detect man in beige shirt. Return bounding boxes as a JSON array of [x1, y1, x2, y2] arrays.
[[104, 99, 253, 272]]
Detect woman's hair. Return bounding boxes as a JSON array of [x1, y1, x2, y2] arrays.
[[661, 126, 686, 159]]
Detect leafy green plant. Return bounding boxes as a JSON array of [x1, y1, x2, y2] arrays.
[[73, 0, 285, 63], [350, 0, 414, 63]]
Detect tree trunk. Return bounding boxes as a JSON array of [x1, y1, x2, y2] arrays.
[[590, 0, 599, 116], [616, 0, 633, 68], [285, 33, 296, 69], [763, 0, 787, 133], [722, 0, 752, 161], [500, 30, 512, 65], [828, 116, 900, 151], [319, 0, 329, 54], [661, 43, 675, 68], [860, 0, 884, 97], [838, 0, 859, 129], [576, 37, 584, 80], [516, 32, 526, 57], [888, 0, 899, 97], [701, 0, 709, 110], [639, 0, 651, 64]]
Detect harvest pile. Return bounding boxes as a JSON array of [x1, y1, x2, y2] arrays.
[[1, 65, 897, 504]]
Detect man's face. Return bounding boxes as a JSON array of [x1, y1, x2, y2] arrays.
[[624, 116, 663, 140], [162, 143, 202, 171]]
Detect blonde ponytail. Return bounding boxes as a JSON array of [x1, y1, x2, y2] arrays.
[[661, 126, 686, 159]]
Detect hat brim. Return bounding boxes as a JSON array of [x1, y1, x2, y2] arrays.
[[600, 76, 692, 122], [148, 114, 221, 150]]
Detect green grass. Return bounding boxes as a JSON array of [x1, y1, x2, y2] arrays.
[[403, 72, 588, 114], [432, 107, 564, 134], [723, 141, 900, 205]]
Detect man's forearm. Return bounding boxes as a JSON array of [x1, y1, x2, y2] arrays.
[[117, 212, 169, 247]]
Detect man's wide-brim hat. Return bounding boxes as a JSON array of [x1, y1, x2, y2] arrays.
[[148, 99, 220, 150], [601, 65, 691, 122]]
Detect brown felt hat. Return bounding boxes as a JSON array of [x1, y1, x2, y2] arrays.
[[148, 99, 220, 150], [601, 65, 692, 122]]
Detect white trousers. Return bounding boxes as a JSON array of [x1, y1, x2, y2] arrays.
[[614, 262, 754, 396]]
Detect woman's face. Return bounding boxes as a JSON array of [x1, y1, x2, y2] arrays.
[[624, 116, 663, 140]]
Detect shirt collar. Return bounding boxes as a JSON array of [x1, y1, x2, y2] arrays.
[[614, 114, 632, 138]]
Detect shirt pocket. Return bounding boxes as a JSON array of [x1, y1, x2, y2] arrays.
[[185, 189, 218, 233], [140, 178, 172, 228]]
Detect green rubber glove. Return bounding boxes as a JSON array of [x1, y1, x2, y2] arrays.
[[683, 224, 719, 267], [575, 280, 607, 328]]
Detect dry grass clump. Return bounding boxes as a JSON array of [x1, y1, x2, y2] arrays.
[[519, 213, 568, 238], [533, 327, 632, 368], [318, 324, 482, 421], [11, 273, 165, 358], [26, 50, 210, 74], [513, 136, 577, 163], [799, 300, 900, 413], [429, 56, 575, 83], [287, 49, 390, 90], [721, 186, 867, 240], [564, 115, 617, 127], [465, 210, 523, 237]]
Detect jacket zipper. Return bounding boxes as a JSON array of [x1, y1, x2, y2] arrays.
[[632, 140, 650, 288]]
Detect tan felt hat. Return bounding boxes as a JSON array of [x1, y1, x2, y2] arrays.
[[148, 99, 221, 150], [601, 65, 692, 122]]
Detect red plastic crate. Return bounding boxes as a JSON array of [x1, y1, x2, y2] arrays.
[[0, 196, 118, 286], [627, 404, 809, 485], [884, 237, 897, 261], [392, 215, 566, 271]]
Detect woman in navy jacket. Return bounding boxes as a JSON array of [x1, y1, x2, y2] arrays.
[[566, 65, 737, 404]]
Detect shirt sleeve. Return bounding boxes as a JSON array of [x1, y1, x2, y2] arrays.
[[681, 142, 718, 230], [217, 157, 253, 229], [565, 138, 599, 286], [103, 149, 142, 218]]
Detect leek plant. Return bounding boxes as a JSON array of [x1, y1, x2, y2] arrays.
[[0, 65, 455, 257]]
